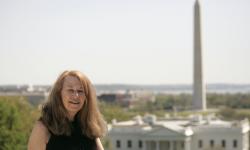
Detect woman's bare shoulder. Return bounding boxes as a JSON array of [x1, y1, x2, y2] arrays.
[[32, 121, 49, 136], [96, 138, 104, 150], [28, 121, 50, 150], [33, 120, 47, 129]]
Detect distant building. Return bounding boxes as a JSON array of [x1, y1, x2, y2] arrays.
[[98, 90, 155, 107], [0, 85, 29, 93], [98, 93, 117, 103], [98, 92, 134, 107], [109, 115, 249, 150], [132, 90, 155, 102], [0, 84, 50, 94]]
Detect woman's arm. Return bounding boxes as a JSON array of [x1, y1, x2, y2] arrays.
[[28, 121, 50, 150], [96, 138, 104, 150]]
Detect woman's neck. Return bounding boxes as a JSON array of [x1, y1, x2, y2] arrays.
[[67, 113, 76, 121]]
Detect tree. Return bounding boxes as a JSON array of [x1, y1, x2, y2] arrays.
[[0, 96, 39, 150]]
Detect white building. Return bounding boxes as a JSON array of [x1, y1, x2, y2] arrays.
[[108, 115, 249, 150]]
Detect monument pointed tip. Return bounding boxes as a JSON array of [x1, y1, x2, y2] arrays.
[[195, 0, 201, 6]]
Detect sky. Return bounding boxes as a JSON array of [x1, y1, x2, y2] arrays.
[[0, 0, 249, 85]]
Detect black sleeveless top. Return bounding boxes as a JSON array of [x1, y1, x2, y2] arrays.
[[46, 120, 96, 150]]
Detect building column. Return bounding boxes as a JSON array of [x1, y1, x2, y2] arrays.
[[172, 141, 176, 150], [143, 140, 147, 150], [156, 140, 159, 150], [169, 140, 172, 150], [184, 138, 191, 150]]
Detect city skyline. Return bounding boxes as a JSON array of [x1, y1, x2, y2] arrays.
[[0, 0, 249, 85]]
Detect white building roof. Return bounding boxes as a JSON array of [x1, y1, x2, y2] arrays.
[[109, 114, 250, 136]]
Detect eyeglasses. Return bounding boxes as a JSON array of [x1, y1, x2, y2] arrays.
[[64, 88, 85, 97]]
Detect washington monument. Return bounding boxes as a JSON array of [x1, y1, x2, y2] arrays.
[[192, 0, 207, 111]]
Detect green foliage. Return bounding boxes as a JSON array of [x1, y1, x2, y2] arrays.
[[152, 93, 250, 111], [98, 101, 136, 123], [0, 96, 39, 150], [154, 94, 192, 111], [99, 93, 250, 122], [219, 107, 250, 121], [207, 93, 250, 109]]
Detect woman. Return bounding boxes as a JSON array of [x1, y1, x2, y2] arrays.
[[28, 70, 106, 150]]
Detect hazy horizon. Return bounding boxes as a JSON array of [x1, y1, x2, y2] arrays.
[[1, 0, 249, 85]]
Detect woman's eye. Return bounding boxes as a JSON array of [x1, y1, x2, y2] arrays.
[[77, 90, 84, 94], [68, 89, 74, 93]]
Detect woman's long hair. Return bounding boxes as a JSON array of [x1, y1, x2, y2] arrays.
[[40, 70, 107, 138]]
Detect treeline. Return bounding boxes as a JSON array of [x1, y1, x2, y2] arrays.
[[99, 93, 250, 123], [150, 93, 250, 111], [207, 93, 250, 109]]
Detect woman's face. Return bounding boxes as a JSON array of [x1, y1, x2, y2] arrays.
[[61, 75, 85, 120]]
